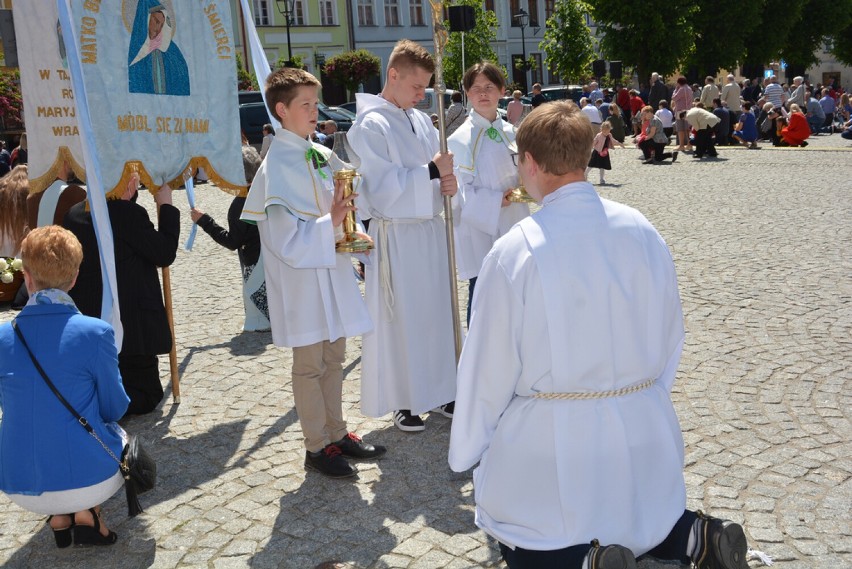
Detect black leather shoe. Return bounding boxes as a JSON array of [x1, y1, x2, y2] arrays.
[[334, 433, 387, 460], [587, 540, 637, 569], [305, 445, 357, 478], [693, 511, 749, 569]]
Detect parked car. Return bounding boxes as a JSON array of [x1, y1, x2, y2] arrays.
[[531, 85, 584, 104], [239, 99, 354, 147], [498, 95, 532, 110], [414, 88, 460, 117], [338, 101, 357, 115]]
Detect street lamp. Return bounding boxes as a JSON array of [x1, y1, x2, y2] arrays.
[[275, 0, 295, 67], [513, 8, 531, 90]]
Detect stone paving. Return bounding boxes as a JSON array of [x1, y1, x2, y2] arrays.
[[1, 134, 850, 568]]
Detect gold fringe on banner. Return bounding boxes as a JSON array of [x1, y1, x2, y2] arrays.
[[111, 157, 248, 199], [27, 146, 87, 195]]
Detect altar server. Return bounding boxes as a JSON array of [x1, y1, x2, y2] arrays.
[[241, 68, 385, 478], [449, 101, 750, 569], [447, 61, 529, 325], [347, 40, 457, 432]]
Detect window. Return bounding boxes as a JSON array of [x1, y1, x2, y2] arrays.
[[319, 0, 337, 25], [532, 53, 543, 84], [385, 0, 401, 26], [544, 0, 555, 22], [253, 0, 269, 26], [484, 0, 495, 11], [358, 0, 375, 25], [547, 64, 559, 85], [410, 0, 425, 26], [528, 0, 539, 27], [510, 0, 521, 26], [292, 0, 307, 25]]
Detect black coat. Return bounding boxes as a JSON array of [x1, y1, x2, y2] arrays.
[[63, 198, 180, 356]]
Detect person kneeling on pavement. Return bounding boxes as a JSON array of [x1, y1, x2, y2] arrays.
[[449, 100, 753, 569]]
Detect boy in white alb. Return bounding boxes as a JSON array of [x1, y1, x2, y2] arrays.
[[449, 101, 751, 569], [447, 61, 529, 325], [347, 40, 458, 432], [241, 68, 386, 478]]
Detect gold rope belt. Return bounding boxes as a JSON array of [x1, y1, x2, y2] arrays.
[[531, 378, 656, 400]]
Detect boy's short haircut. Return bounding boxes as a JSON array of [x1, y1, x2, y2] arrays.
[[462, 61, 505, 92], [265, 67, 321, 123], [21, 225, 83, 290], [658, 100, 669, 109], [388, 39, 435, 75], [516, 101, 593, 175]]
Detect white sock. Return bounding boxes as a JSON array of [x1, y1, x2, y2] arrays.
[[581, 554, 590, 569], [687, 518, 701, 558]]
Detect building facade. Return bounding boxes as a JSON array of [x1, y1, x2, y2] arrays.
[[231, 1, 353, 79]]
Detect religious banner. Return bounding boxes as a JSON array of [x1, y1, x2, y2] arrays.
[[66, 0, 246, 198], [13, 2, 86, 194]]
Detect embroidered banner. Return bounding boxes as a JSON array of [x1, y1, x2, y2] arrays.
[[13, 2, 86, 194], [67, 0, 246, 197]]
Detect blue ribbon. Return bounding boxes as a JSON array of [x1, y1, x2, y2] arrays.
[[184, 175, 197, 251]]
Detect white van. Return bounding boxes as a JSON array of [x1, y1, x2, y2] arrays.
[[413, 88, 459, 117]]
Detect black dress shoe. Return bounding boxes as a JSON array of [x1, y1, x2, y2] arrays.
[[334, 432, 387, 459], [587, 540, 637, 569], [305, 445, 357, 478], [692, 511, 749, 569]]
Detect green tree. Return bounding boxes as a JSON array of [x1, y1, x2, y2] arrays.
[[540, 0, 597, 83], [687, 0, 761, 77], [741, 2, 802, 73], [323, 49, 382, 100], [235, 52, 259, 91], [588, 0, 695, 85], [830, 22, 852, 66], [276, 54, 307, 70], [779, 0, 852, 71], [442, 0, 500, 90]]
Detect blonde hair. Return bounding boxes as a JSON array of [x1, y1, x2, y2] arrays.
[[20, 225, 83, 291], [0, 165, 30, 255], [516, 101, 593, 175], [789, 103, 802, 114], [600, 121, 612, 132], [264, 67, 321, 123], [513, 90, 522, 99], [388, 39, 435, 75]]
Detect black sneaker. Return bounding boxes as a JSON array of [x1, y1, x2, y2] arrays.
[[586, 540, 637, 569], [334, 432, 387, 459], [304, 444, 356, 478], [393, 410, 425, 432], [693, 511, 749, 569], [433, 401, 454, 418], [671, 151, 679, 163]]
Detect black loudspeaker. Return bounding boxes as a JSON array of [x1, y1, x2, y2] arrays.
[[592, 59, 606, 78], [609, 60, 622, 80], [448, 6, 476, 32]]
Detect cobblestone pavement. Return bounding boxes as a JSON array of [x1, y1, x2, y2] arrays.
[[1, 134, 850, 568]]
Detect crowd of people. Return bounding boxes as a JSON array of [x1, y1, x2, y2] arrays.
[[1, 40, 790, 568]]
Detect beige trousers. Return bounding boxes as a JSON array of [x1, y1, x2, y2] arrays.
[[292, 338, 348, 452]]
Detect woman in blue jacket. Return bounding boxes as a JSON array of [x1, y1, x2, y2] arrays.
[[0, 226, 130, 547]]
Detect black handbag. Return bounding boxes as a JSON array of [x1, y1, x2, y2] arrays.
[[12, 320, 156, 516]]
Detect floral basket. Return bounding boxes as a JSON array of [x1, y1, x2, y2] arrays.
[[0, 258, 24, 302]]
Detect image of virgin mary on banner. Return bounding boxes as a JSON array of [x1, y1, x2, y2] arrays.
[[67, 0, 245, 197], [128, 1, 190, 96]]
